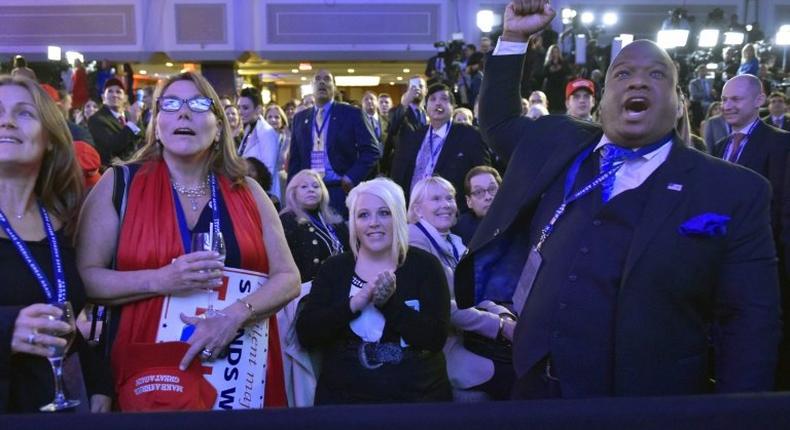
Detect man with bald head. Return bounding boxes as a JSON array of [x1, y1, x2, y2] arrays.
[[288, 68, 381, 216], [455, 0, 780, 399], [718, 74, 790, 389]]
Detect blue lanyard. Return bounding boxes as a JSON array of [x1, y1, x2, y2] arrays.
[[0, 202, 66, 303], [725, 119, 759, 161], [313, 103, 333, 143], [535, 136, 671, 252], [427, 122, 451, 172], [308, 212, 343, 254], [173, 173, 221, 253], [414, 221, 460, 268]]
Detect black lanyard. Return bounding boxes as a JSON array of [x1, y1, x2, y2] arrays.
[[0, 202, 66, 303]]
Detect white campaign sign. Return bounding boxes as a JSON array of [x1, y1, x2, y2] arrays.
[[156, 267, 269, 410]]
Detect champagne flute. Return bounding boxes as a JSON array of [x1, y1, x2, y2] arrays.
[[40, 301, 80, 412], [191, 230, 226, 317]]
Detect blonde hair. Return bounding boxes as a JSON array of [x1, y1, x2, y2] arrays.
[[281, 169, 341, 224], [346, 177, 409, 265], [0, 75, 83, 234], [452, 107, 474, 125], [264, 103, 289, 131], [126, 72, 249, 184], [407, 176, 456, 224]]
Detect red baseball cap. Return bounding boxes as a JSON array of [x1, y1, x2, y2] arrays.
[[73, 140, 101, 188], [117, 342, 217, 412], [565, 78, 595, 99], [40, 83, 61, 102]]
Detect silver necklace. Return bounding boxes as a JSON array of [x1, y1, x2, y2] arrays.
[[172, 178, 209, 211]]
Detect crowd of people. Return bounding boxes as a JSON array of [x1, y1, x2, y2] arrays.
[[2, 0, 790, 415]]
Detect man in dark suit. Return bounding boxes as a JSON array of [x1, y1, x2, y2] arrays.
[[762, 91, 790, 132], [455, 1, 780, 399], [715, 75, 790, 389], [287, 69, 380, 217], [703, 114, 728, 154], [390, 83, 491, 211], [361, 90, 388, 176], [688, 65, 716, 128], [383, 76, 428, 175], [88, 77, 144, 167]]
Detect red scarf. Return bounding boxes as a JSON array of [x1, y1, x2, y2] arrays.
[[112, 159, 286, 408]]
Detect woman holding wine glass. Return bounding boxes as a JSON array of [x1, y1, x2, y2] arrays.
[[76, 71, 300, 411], [0, 75, 112, 413]]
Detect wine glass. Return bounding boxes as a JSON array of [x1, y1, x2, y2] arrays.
[[40, 301, 80, 412], [191, 230, 226, 317]]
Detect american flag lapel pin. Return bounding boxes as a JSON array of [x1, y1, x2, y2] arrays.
[[667, 183, 683, 191]]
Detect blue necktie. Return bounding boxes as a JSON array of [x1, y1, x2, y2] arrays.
[[599, 143, 631, 202]]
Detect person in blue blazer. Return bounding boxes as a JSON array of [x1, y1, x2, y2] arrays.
[[455, 1, 780, 399], [287, 69, 380, 217]]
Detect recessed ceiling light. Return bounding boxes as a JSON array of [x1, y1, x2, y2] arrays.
[[301, 76, 307, 81], [139, 70, 148, 75], [347, 68, 355, 73], [396, 76, 403, 80], [403, 68, 410, 73], [389, 82, 395, 86], [165, 62, 174, 67], [154, 73, 160, 77], [291, 69, 298, 73]]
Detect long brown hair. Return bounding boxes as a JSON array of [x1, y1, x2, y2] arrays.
[[126, 72, 249, 184], [0, 75, 84, 232]]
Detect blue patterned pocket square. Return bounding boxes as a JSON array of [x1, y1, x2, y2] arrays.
[[678, 213, 730, 237]]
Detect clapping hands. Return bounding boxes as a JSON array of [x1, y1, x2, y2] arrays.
[[349, 271, 397, 312]]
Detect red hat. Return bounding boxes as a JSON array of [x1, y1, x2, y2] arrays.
[[117, 342, 217, 412], [565, 78, 595, 99], [103, 77, 126, 92], [40, 83, 60, 102], [73, 140, 101, 188]]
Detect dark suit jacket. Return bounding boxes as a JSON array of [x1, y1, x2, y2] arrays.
[[390, 121, 491, 211], [455, 52, 781, 396], [363, 113, 388, 177], [287, 102, 380, 185], [383, 104, 425, 174], [87, 106, 143, 166], [703, 115, 728, 155], [762, 114, 790, 132], [713, 120, 790, 240]]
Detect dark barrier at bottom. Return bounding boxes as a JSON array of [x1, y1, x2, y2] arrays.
[[3, 393, 790, 430]]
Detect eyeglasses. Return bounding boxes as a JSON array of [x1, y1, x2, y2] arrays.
[[469, 185, 498, 199], [158, 96, 214, 113]]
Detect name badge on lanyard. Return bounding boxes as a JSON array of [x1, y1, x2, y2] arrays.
[[311, 105, 332, 177], [510, 138, 669, 315]]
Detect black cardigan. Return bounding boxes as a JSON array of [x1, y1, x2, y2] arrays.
[[296, 247, 452, 404], [279, 211, 350, 283]]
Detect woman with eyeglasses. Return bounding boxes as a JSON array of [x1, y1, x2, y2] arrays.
[[76, 72, 299, 411], [452, 166, 501, 244], [406, 176, 514, 401], [296, 178, 451, 404]]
